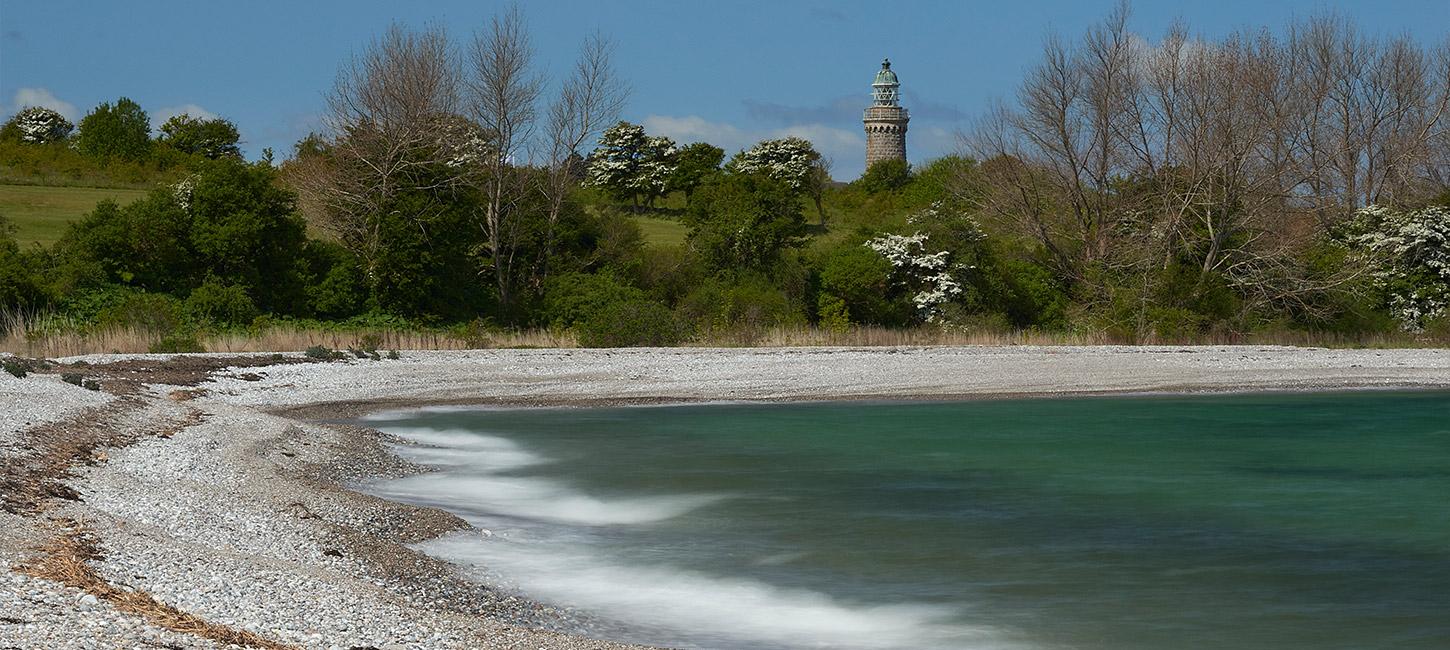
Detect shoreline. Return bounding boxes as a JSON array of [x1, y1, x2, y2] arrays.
[[4, 345, 1450, 648], [286, 380, 1450, 421]]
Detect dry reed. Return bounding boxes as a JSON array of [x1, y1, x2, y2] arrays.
[[2, 310, 1441, 357], [18, 519, 295, 649]]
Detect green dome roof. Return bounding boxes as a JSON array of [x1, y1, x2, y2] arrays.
[[873, 59, 899, 86]]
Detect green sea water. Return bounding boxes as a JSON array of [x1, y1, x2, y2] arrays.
[[362, 390, 1450, 650]]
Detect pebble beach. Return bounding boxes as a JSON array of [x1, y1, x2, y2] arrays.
[[3, 346, 1450, 649]]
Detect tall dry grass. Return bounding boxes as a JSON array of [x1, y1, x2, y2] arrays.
[[0, 311, 577, 357], [741, 325, 1443, 348], [2, 310, 1442, 358]]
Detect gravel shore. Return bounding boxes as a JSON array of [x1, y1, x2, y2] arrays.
[[3, 345, 1449, 649]]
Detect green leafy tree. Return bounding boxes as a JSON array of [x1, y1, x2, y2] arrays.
[[667, 142, 724, 202], [585, 121, 676, 207], [183, 158, 309, 312], [56, 159, 311, 313], [685, 173, 806, 272], [0, 107, 74, 144], [76, 97, 151, 161], [56, 195, 194, 295], [158, 114, 242, 159]]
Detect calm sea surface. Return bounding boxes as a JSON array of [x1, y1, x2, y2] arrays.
[[361, 391, 1450, 650]]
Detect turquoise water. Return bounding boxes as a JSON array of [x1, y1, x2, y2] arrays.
[[362, 391, 1450, 650]]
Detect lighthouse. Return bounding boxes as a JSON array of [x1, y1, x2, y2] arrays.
[[863, 58, 909, 168]]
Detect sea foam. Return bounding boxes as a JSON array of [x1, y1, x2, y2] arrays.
[[424, 532, 1013, 650]]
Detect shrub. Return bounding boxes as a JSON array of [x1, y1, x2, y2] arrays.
[[304, 345, 336, 360], [386, 349, 401, 360], [61, 372, 84, 386], [541, 271, 646, 328], [676, 275, 804, 342], [855, 158, 912, 194], [184, 278, 258, 327], [817, 294, 851, 333], [577, 299, 684, 347], [91, 291, 185, 334], [818, 243, 901, 325], [356, 333, 383, 354], [2, 358, 28, 378], [1343, 205, 1450, 332], [149, 332, 205, 353], [686, 173, 806, 272]]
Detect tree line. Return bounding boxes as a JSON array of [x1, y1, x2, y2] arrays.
[[1, 5, 1448, 349]]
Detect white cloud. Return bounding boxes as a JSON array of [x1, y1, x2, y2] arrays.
[[642, 114, 865, 180], [10, 88, 78, 122], [150, 103, 219, 131], [643, 115, 753, 152]]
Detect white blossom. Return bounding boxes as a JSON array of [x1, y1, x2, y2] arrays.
[[171, 176, 197, 212], [865, 231, 965, 323], [729, 137, 820, 191], [1348, 204, 1450, 332], [585, 122, 677, 201], [10, 106, 73, 144]]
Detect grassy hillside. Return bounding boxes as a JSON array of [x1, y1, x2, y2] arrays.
[[628, 214, 689, 248], [0, 184, 148, 247]]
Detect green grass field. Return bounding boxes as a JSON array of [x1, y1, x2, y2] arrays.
[[627, 214, 690, 248], [0, 184, 148, 247]]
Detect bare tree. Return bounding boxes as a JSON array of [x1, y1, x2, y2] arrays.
[[287, 24, 461, 288], [463, 5, 544, 313], [536, 31, 628, 281], [968, 7, 1448, 329]]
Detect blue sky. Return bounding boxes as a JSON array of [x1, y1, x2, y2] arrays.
[[2, 0, 1447, 179]]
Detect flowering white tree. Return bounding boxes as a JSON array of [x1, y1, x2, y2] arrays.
[[585, 121, 676, 207], [728, 137, 820, 192], [1346, 205, 1450, 332], [862, 202, 989, 323], [865, 231, 964, 323], [6, 107, 74, 144]]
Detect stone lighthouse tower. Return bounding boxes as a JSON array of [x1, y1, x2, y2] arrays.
[[863, 58, 909, 168]]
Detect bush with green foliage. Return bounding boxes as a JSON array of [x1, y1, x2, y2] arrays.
[[541, 271, 646, 328], [305, 344, 341, 360], [184, 277, 257, 327], [855, 159, 912, 194], [2, 358, 28, 378], [88, 290, 185, 334], [816, 242, 906, 325], [76, 97, 151, 161], [898, 155, 978, 206], [0, 216, 50, 310], [676, 275, 804, 340], [577, 299, 683, 347], [54, 158, 311, 313]]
